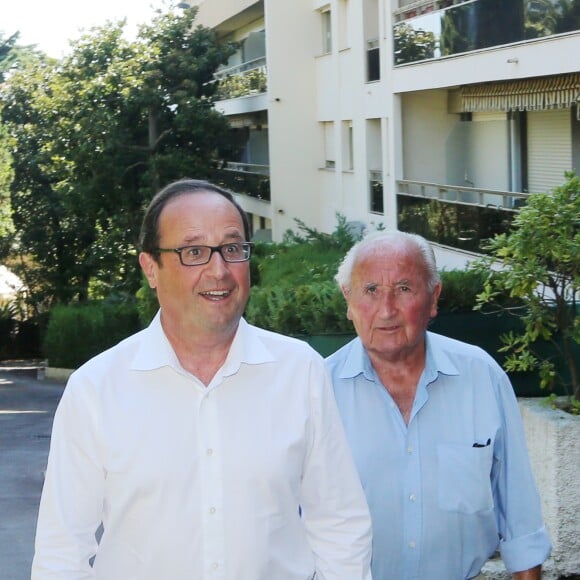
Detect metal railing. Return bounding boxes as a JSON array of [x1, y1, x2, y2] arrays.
[[225, 161, 270, 176], [397, 179, 528, 210], [214, 57, 267, 80]]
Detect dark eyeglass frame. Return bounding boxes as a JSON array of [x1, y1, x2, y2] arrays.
[[155, 242, 254, 266]]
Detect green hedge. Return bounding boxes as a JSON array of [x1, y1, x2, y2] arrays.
[[43, 300, 141, 369], [243, 269, 494, 335]]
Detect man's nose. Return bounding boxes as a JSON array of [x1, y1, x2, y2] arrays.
[[379, 290, 398, 315], [206, 248, 230, 272]]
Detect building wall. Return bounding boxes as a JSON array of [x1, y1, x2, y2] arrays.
[[263, 1, 322, 238], [195, 0, 580, 264], [402, 90, 458, 184]]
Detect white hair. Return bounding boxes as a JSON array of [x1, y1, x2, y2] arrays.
[[335, 230, 441, 291]]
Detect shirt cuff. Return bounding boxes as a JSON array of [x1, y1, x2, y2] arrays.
[[499, 526, 552, 573]]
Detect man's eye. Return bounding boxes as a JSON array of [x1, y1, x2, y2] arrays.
[[364, 284, 378, 294], [186, 247, 203, 257], [224, 243, 240, 254]]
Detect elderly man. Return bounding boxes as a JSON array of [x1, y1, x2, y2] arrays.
[[32, 179, 372, 579], [326, 230, 551, 580]]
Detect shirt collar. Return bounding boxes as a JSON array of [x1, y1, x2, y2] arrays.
[[424, 331, 460, 380], [131, 312, 276, 374], [336, 337, 376, 382], [336, 332, 460, 384]]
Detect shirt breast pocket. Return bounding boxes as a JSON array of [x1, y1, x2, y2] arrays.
[[437, 443, 494, 514]]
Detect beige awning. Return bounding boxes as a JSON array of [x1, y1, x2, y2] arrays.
[[460, 73, 580, 117]]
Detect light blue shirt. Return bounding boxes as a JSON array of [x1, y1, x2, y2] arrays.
[[326, 331, 551, 580]]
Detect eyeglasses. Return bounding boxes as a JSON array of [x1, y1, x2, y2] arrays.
[[156, 242, 254, 266]]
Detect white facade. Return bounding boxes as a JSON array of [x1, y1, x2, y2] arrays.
[[192, 0, 580, 267]]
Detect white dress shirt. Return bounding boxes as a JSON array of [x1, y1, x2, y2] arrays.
[[32, 314, 372, 580]]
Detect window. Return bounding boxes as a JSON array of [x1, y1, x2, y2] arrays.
[[342, 121, 354, 170], [367, 39, 380, 82], [322, 121, 336, 169], [321, 9, 332, 54]]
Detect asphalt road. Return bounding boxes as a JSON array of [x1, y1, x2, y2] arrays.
[[0, 368, 64, 580]]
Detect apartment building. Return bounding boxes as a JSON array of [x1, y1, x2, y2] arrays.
[[191, 0, 580, 268]]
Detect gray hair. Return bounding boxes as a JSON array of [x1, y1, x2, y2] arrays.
[[335, 230, 441, 291]]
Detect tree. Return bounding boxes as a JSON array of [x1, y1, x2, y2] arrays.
[[473, 172, 579, 406], [0, 119, 14, 260], [1, 6, 237, 308]]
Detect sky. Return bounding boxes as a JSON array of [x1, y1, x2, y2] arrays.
[[1, 0, 176, 58]]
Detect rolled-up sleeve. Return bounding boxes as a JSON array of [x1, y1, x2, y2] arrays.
[[493, 374, 552, 573]]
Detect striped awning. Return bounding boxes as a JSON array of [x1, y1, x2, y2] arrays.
[[460, 73, 580, 117]]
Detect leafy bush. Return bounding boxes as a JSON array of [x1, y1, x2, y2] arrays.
[[245, 281, 353, 336], [43, 300, 141, 368], [253, 214, 361, 288], [136, 275, 158, 328], [472, 171, 579, 405], [437, 269, 522, 313]]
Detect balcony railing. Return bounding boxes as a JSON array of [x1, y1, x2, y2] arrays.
[[214, 57, 268, 100], [394, 0, 580, 65], [397, 179, 529, 253], [212, 164, 271, 202]]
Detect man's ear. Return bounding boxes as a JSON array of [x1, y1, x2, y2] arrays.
[[430, 281, 443, 318], [341, 286, 354, 321], [139, 252, 158, 289]]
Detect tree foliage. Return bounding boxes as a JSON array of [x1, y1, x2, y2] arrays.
[[393, 23, 436, 65], [0, 6, 237, 309], [473, 172, 580, 404]]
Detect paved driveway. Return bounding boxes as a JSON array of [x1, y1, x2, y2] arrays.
[[0, 369, 64, 580]]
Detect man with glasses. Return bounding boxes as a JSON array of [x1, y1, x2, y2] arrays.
[[32, 179, 372, 579]]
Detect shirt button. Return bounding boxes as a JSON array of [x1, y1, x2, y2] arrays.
[[206, 448, 213, 456], [211, 562, 219, 570], [209, 507, 216, 514], [408, 541, 416, 549], [409, 494, 416, 502], [407, 446, 413, 454]]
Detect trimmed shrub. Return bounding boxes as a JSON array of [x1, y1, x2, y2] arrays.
[[43, 300, 141, 369], [246, 281, 353, 336]]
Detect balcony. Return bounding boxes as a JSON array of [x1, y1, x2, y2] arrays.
[[212, 162, 271, 202], [214, 57, 268, 100], [394, 0, 580, 65], [397, 179, 528, 253]]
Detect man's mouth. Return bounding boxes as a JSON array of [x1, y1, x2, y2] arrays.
[[200, 289, 231, 300]]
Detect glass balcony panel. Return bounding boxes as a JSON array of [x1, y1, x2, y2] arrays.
[[396, 180, 527, 253], [212, 166, 271, 202], [394, 0, 580, 65], [215, 64, 268, 100]]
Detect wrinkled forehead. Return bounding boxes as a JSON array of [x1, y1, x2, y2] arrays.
[[351, 243, 428, 285]]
